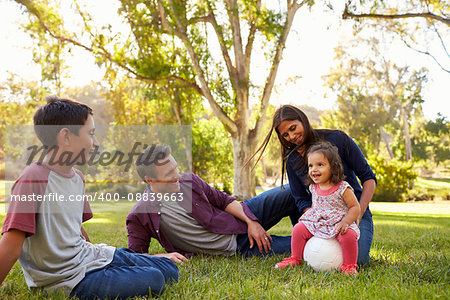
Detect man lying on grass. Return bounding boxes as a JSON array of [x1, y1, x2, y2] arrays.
[[0, 96, 179, 299], [127, 145, 300, 259]]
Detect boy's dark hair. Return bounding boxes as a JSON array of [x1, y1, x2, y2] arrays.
[[135, 145, 171, 182], [33, 95, 93, 147], [304, 141, 345, 186]]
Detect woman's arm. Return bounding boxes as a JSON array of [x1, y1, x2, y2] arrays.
[[358, 179, 376, 224], [339, 132, 376, 223], [286, 156, 312, 214]]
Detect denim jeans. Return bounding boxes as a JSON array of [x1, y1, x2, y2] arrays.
[[70, 248, 179, 299], [236, 185, 299, 257], [357, 208, 374, 265]]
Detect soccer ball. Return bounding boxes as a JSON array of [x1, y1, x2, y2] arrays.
[[303, 236, 343, 271]]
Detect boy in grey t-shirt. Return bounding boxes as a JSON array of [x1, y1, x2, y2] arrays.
[[0, 96, 181, 298]]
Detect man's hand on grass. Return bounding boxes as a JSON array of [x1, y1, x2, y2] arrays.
[[247, 220, 272, 254], [152, 252, 188, 264]]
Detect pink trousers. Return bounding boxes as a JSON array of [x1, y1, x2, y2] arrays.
[[292, 221, 358, 265]]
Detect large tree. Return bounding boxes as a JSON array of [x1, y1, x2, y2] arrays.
[[15, 0, 310, 199]]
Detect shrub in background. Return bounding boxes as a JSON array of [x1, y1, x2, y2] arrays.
[[368, 155, 418, 202]]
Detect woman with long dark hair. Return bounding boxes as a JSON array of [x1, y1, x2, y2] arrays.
[[252, 104, 376, 265]]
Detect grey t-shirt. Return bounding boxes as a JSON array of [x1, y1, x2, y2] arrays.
[[2, 163, 115, 295], [159, 199, 237, 256]]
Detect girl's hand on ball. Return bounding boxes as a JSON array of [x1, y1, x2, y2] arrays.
[[334, 221, 349, 234]]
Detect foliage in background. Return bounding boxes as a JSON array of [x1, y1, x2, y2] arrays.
[[411, 113, 450, 166], [323, 37, 428, 161], [192, 117, 233, 194], [0, 73, 46, 179], [368, 155, 418, 202], [22, 0, 69, 94]]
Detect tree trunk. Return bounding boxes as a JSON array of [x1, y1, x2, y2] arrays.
[[231, 132, 256, 201], [399, 104, 413, 161], [379, 126, 394, 159]]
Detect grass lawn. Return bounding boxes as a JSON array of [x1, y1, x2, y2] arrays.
[[0, 200, 448, 299]]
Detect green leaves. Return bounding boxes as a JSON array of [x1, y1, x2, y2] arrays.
[[369, 154, 418, 202]]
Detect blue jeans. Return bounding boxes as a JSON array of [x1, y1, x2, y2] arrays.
[[357, 208, 374, 265], [70, 248, 179, 299], [236, 185, 299, 257]]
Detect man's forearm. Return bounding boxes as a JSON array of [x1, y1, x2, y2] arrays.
[[224, 201, 253, 224]]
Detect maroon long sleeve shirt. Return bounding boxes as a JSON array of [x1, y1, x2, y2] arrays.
[[126, 173, 258, 256]]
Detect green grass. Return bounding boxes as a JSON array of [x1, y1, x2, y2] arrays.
[[1, 201, 449, 299]]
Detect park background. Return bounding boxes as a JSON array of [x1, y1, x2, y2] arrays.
[[0, 0, 449, 299]]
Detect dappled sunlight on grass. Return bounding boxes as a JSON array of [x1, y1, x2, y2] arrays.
[[88, 200, 136, 214], [84, 218, 112, 224], [370, 201, 450, 215], [371, 210, 449, 280], [374, 218, 447, 229]]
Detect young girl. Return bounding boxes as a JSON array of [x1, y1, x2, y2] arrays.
[[275, 142, 361, 275]]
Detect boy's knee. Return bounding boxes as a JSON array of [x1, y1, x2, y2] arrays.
[[165, 262, 180, 284], [147, 270, 166, 296]]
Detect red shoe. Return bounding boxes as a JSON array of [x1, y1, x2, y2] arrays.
[[275, 256, 302, 269], [340, 264, 359, 275]]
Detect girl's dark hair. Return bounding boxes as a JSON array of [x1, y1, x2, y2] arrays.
[[246, 105, 319, 187], [33, 95, 93, 147], [304, 141, 345, 186]]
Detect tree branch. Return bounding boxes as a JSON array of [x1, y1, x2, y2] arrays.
[[157, 0, 172, 33], [244, 0, 261, 76], [224, 0, 246, 78], [205, 4, 238, 89], [253, 0, 306, 139], [343, 10, 450, 27], [432, 24, 450, 58], [402, 39, 450, 73], [15, 0, 203, 95], [166, 0, 237, 134]]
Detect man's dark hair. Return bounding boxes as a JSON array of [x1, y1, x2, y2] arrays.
[[304, 141, 345, 186], [33, 95, 93, 147], [135, 145, 171, 182]]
